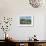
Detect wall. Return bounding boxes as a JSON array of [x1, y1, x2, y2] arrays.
[[0, 16, 45, 40], [9, 16, 45, 40], [0, 0, 46, 17], [0, 0, 46, 40], [44, 16, 46, 40]]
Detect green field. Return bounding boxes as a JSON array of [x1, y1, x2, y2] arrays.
[[20, 19, 31, 24]]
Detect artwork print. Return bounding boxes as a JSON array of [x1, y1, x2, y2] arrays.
[[19, 16, 33, 26]]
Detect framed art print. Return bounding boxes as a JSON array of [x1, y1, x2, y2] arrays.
[[19, 16, 33, 26]]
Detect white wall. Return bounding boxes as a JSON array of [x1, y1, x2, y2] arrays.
[[0, 0, 46, 17], [9, 16, 45, 40], [44, 16, 46, 40], [0, 0, 46, 40], [0, 16, 45, 40]]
